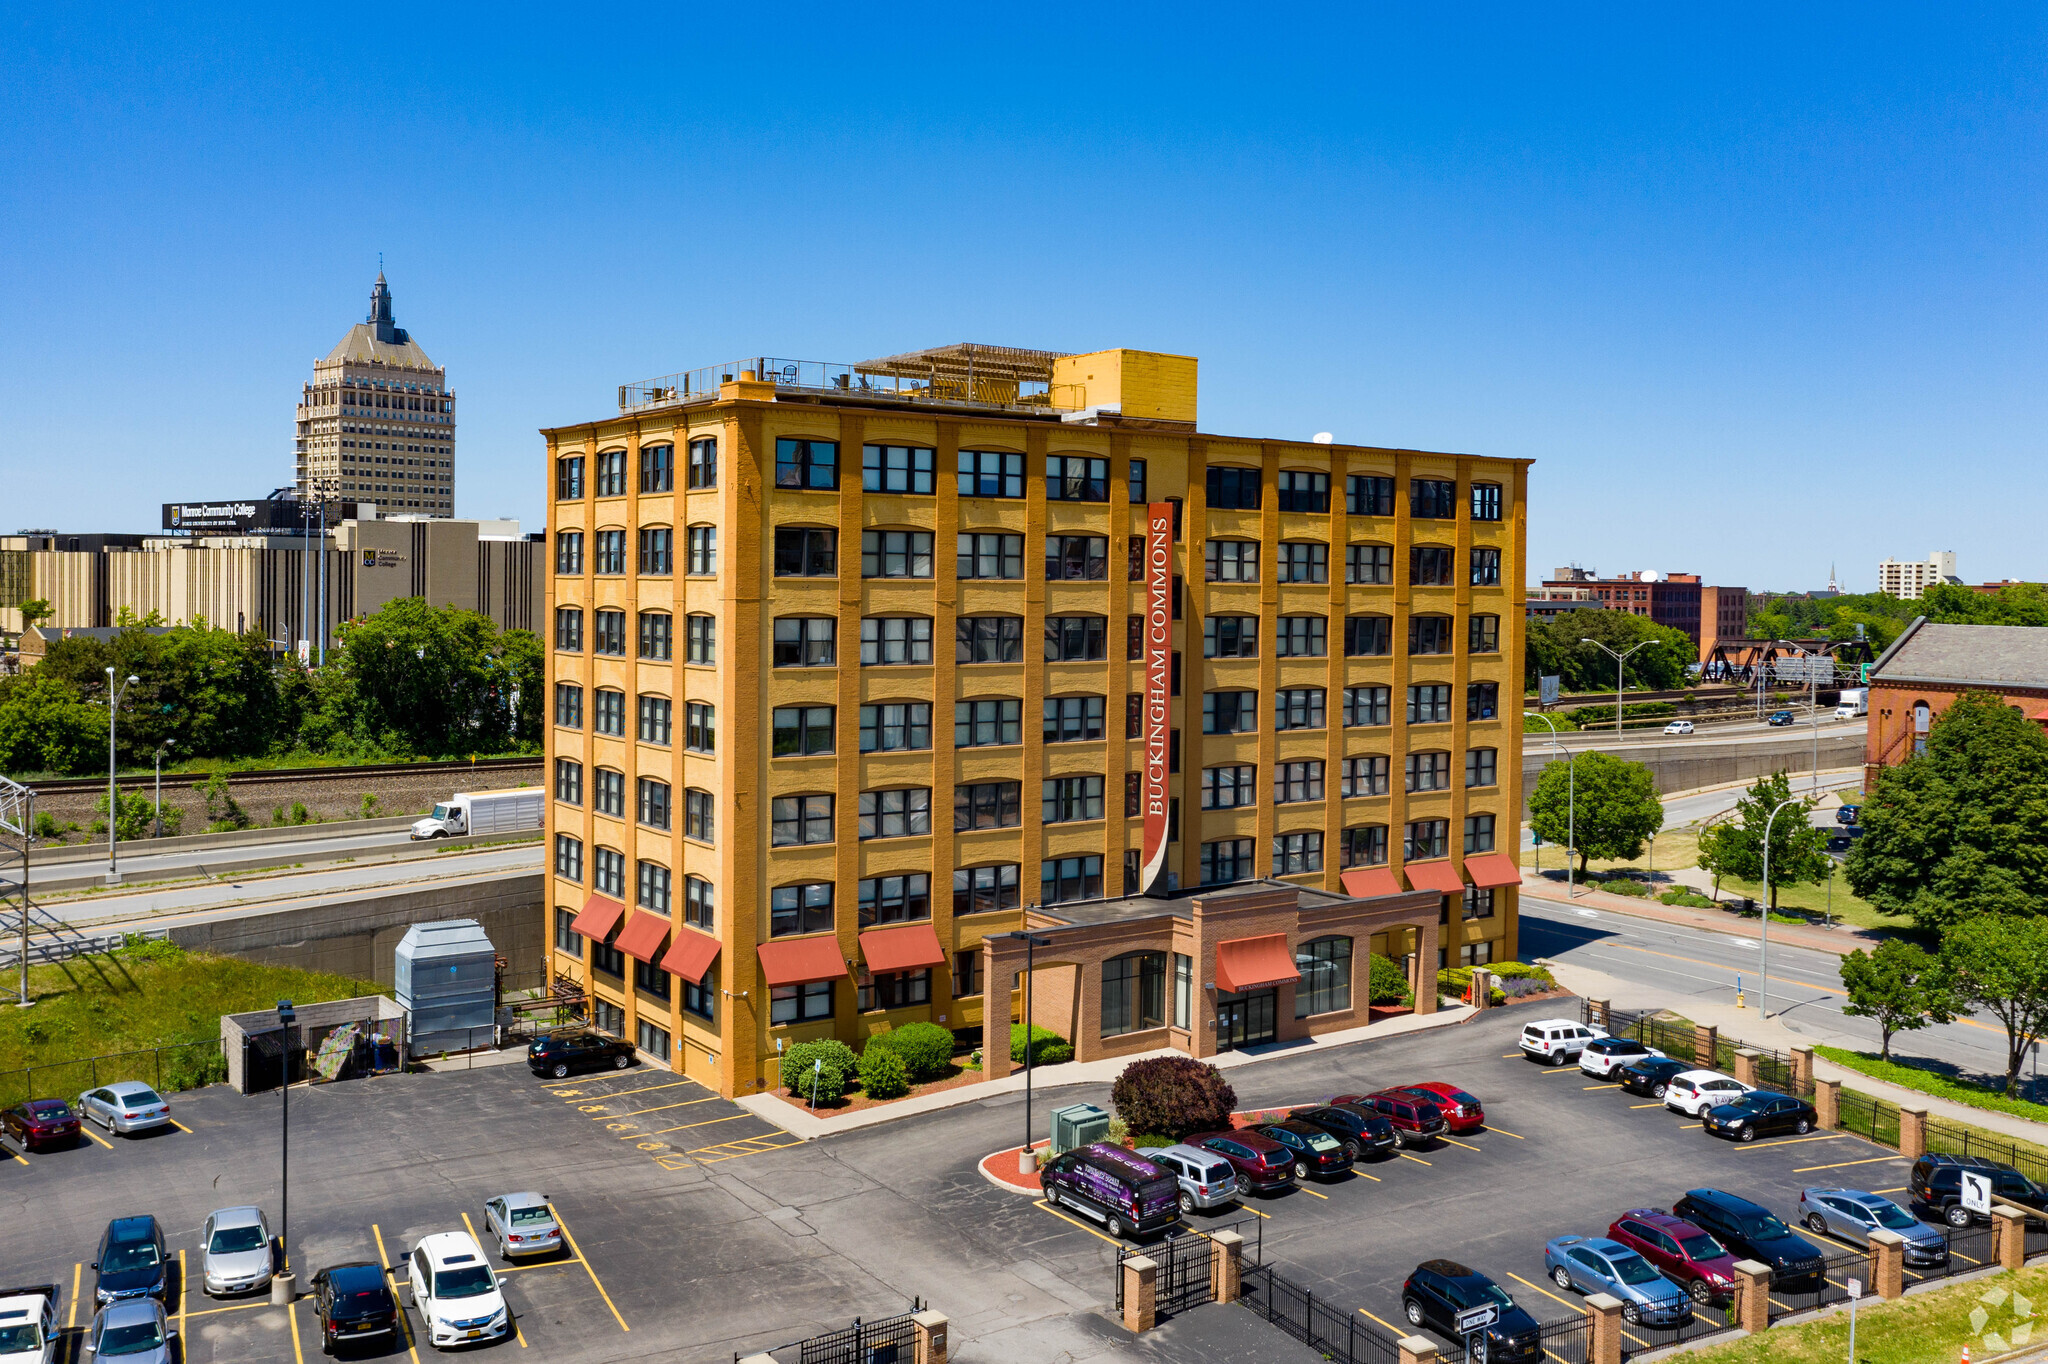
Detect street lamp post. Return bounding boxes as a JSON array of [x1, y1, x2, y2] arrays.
[[103, 669, 139, 885], [1580, 638, 1658, 736], [273, 998, 297, 1305], [1008, 928, 1055, 1175], [152, 742, 174, 839], [1757, 797, 1803, 1018], [1525, 713, 1577, 897]]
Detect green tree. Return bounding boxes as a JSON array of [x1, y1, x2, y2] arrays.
[[1922, 582, 2048, 627], [0, 673, 102, 775], [1524, 610, 1694, 693], [333, 599, 540, 756], [38, 619, 285, 764], [1845, 692, 2048, 930], [1941, 915, 2048, 1096], [1694, 822, 1739, 900], [1528, 752, 1664, 875], [1695, 771, 1831, 910], [93, 788, 184, 842], [17, 599, 53, 629], [1838, 940, 1959, 1062]]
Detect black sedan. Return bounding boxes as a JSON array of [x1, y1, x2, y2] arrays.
[[526, 1028, 636, 1078], [1618, 1057, 1692, 1100], [1703, 1090, 1818, 1142], [311, 1262, 400, 1353], [1290, 1104, 1399, 1161], [1249, 1120, 1355, 1181]]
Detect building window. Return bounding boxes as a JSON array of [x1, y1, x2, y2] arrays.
[[636, 1018, 671, 1055], [955, 699, 1022, 748], [1344, 615, 1391, 658], [637, 860, 671, 913], [954, 781, 1022, 831], [771, 794, 833, 846], [1172, 953, 1193, 1029], [682, 876, 714, 931], [640, 443, 674, 493], [1201, 764, 1258, 809], [957, 532, 1025, 579], [1470, 548, 1501, 587], [859, 788, 931, 839], [771, 882, 834, 937], [638, 527, 673, 575], [1044, 615, 1108, 661], [592, 768, 625, 817], [1462, 886, 1496, 921], [858, 874, 931, 927], [686, 526, 717, 575], [858, 968, 932, 1012], [1276, 542, 1329, 584], [554, 758, 582, 805], [1039, 855, 1104, 906], [556, 456, 585, 500], [553, 906, 581, 955], [1411, 478, 1457, 519], [1203, 615, 1258, 658], [1046, 455, 1109, 501], [1405, 819, 1449, 861], [1043, 695, 1106, 743], [682, 702, 715, 753], [1045, 535, 1109, 581], [683, 970, 715, 1023], [1410, 545, 1455, 587], [685, 614, 716, 664], [774, 526, 837, 577], [1346, 474, 1394, 516], [1469, 614, 1500, 654], [1274, 761, 1324, 804], [1129, 459, 1147, 503], [1042, 775, 1105, 823], [773, 617, 836, 667], [1200, 839, 1256, 886], [1464, 813, 1497, 854], [594, 450, 628, 497], [1101, 952, 1167, 1036], [1408, 615, 1453, 655], [1205, 466, 1261, 511], [1274, 830, 1322, 876], [688, 437, 717, 489], [1461, 941, 1495, 967], [593, 689, 625, 736], [684, 788, 715, 843], [636, 778, 670, 830], [775, 437, 839, 490], [1341, 825, 1388, 868], [958, 448, 1024, 498], [856, 702, 930, 752], [1202, 690, 1258, 734], [1466, 747, 1498, 788], [592, 610, 626, 656], [1204, 540, 1259, 582], [1405, 751, 1452, 793], [554, 607, 584, 652], [1346, 543, 1393, 585], [1295, 936, 1352, 1018], [638, 612, 672, 660], [956, 615, 1025, 663], [863, 443, 935, 494], [862, 529, 934, 579], [939, 870, 1018, 933], [1470, 483, 1502, 521], [1275, 615, 1327, 658], [1468, 682, 1499, 721], [955, 949, 983, 997], [1276, 469, 1330, 513], [1274, 687, 1325, 731], [554, 531, 583, 575], [771, 981, 834, 1025], [1408, 684, 1453, 724], [1342, 754, 1389, 797], [590, 929, 625, 980], [638, 695, 672, 745], [593, 846, 625, 898], [554, 833, 583, 882], [554, 683, 583, 728]]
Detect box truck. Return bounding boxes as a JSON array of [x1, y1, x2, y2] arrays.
[[1834, 688, 1868, 720], [410, 787, 544, 840]]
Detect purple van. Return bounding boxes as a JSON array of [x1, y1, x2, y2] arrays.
[[1041, 1143, 1182, 1238]]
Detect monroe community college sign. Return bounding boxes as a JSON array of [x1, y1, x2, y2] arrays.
[[1139, 501, 1175, 895]]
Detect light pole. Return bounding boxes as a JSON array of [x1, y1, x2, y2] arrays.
[[152, 742, 174, 839], [1580, 638, 1659, 735], [1525, 713, 1577, 897], [1008, 928, 1054, 1174], [1757, 797, 1803, 1018], [103, 668, 139, 885], [273, 998, 297, 1304]]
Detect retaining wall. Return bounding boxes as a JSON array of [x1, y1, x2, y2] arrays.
[[1521, 733, 1865, 813]]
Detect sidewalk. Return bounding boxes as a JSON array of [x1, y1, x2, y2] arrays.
[[738, 1001, 1479, 1140], [1521, 870, 1880, 956]]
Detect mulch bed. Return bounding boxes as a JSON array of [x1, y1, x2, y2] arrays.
[[778, 1062, 988, 1119]]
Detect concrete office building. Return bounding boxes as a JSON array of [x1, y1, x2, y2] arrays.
[[1877, 552, 1960, 600], [542, 345, 1528, 1098]]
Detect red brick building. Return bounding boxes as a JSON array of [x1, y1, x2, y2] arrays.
[[1539, 569, 1747, 661], [1864, 618, 2048, 783]]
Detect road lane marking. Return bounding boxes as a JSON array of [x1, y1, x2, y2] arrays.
[[1294, 1185, 1329, 1199], [1583, 1084, 1621, 1091], [652, 1112, 753, 1134], [1399, 1153, 1432, 1165], [82, 1125, 113, 1149], [1358, 1308, 1402, 1333], [1442, 1137, 1481, 1152], [170, 1119, 193, 1134], [615, 1096, 719, 1118], [1794, 1155, 1905, 1173], [1034, 1198, 1125, 1246], [458, 1212, 529, 1351], [178, 1250, 188, 1345], [549, 1207, 629, 1333], [288, 1287, 306, 1364], [1730, 1134, 1844, 1150], [370, 1223, 423, 1364], [1629, 1102, 1665, 1109], [1481, 1124, 1525, 1139], [592, 1079, 696, 1100], [1505, 1271, 1586, 1316]]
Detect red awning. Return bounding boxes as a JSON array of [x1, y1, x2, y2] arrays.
[[1340, 867, 1403, 899], [1463, 853, 1523, 889], [569, 893, 625, 941], [1214, 934, 1302, 995], [660, 929, 720, 984], [756, 937, 848, 988], [1404, 861, 1467, 895], [859, 923, 947, 975], [614, 911, 670, 964]]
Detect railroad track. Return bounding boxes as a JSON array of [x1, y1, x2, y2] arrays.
[[27, 754, 541, 796]]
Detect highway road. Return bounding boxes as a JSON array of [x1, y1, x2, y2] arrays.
[[25, 823, 434, 891], [1534, 714, 1866, 750]]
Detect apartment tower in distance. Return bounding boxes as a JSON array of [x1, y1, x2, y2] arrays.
[[296, 273, 457, 515], [543, 346, 1529, 1100]]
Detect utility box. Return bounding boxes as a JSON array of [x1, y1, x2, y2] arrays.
[[1049, 1102, 1111, 1155], [395, 919, 496, 1057]]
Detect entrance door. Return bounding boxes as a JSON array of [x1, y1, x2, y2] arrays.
[[1215, 991, 1278, 1051]]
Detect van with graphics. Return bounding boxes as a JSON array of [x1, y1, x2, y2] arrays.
[[1040, 1143, 1181, 1239]]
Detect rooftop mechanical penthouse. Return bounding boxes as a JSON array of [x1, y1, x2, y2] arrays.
[[542, 343, 1530, 1099]]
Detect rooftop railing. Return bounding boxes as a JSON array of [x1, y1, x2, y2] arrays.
[[619, 357, 1084, 416]]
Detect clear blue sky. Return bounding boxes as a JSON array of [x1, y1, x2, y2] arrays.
[[6, 6, 2044, 591]]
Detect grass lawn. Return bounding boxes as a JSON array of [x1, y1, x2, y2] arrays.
[[1691, 1263, 2048, 1363], [1814, 1045, 2048, 1125]]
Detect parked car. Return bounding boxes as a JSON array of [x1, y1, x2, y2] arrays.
[[1400, 1260, 1543, 1361], [1663, 1071, 1753, 1117], [1663, 720, 1695, 735], [1702, 1090, 1818, 1142], [199, 1206, 274, 1297], [1187, 1130, 1295, 1195], [1332, 1090, 1449, 1147], [1291, 1104, 1399, 1160], [1137, 1144, 1242, 1214], [75, 1082, 171, 1137], [1, 1100, 81, 1152], [481, 1193, 562, 1259], [1672, 1189, 1825, 1290], [1767, 711, 1795, 727], [525, 1029, 636, 1079], [86, 1299, 173, 1364], [1908, 1154, 2048, 1229], [1579, 1037, 1665, 1078], [1519, 1019, 1607, 1066], [1542, 1235, 1693, 1326], [92, 1217, 168, 1306], [1797, 1189, 1948, 1267], [1038, 1144, 1182, 1238], [402, 1231, 512, 1349], [0, 1284, 59, 1364], [1618, 1057, 1692, 1100], [1395, 1083, 1486, 1134], [1607, 1208, 1740, 1305], [1248, 1120, 1355, 1181], [1836, 804, 1861, 826], [311, 1262, 400, 1354]]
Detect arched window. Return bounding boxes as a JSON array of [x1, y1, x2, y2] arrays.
[[1295, 937, 1353, 1018], [1102, 951, 1167, 1037], [1914, 700, 1932, 756]]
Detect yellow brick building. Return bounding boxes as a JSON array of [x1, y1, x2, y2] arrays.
[[542, 345, 1528, 1099]]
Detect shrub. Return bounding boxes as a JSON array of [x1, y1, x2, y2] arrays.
[[358, 793, 382, 820], [1489, 961, 1554, 986], [780, 1039, 858, 1102], [161, 1047, 227, 1092], [1658, 888, 1717, 909], [1111, 1056, 1236, 1141], [194, 771, 250, 830], [874, 1021, 954, 1081], [1600, 877, 1650, 898], [1106, 1114, 1131, 1147], [1010, 1023, 1070, 1067], [1436, 967, 1508, 1006], [856, 1043, 909, 1100], [1367, 953, 1414, 1006]]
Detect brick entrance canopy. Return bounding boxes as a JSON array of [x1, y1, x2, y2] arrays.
[[977, 879, 1441, 1081]]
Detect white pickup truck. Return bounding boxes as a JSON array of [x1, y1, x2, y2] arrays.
[[409, 787, 544, 841], [0, 1286, 58, 1364]]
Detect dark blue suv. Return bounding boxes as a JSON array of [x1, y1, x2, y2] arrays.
[[93, 1215, 168, 1305]]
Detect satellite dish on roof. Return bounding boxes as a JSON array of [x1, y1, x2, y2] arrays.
[[1312, 432, 1334, 444]]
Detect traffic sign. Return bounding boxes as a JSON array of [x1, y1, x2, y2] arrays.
[[1962, 1171, 1993, 1215], [1455, 1303, 1500, 1335]]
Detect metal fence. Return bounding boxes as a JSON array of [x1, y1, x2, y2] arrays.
[[1536, 1315, 1594, 1364], [735, 1301, 927, 1364], [1114, 1216, 1263, 1320], [1625, 1299, 1741, 1354], [1767, 1247, 1871, 1321], [1237, 1263, 1401, 1364], [0, 1038, 226, 1109], [1924, 1114, 2048, 1188], [1588, 1003, 1815, 1097]]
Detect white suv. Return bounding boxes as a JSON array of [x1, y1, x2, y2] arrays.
[[405, 1232, 509, 1349], [1520, 1019, 1607, 1065], [1578, 1036, 1665, 1078], [1663, 1070, 1753, 1117]]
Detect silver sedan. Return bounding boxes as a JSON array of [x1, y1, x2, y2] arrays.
[[200, 1206, 274, 1296], [1798, 1187, 1948, 1267], [90, 1299, 175, 1364], [76, 1082, 172, 1136], [482, 1193, 562, 1259]]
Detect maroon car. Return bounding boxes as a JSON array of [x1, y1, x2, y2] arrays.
[[1395, 1083, 1485, 1135], [1333, 1090, 1449, 1148], [2, 1099, 82, 1151], [1187, 1129, 1296, 1194], [1607, 1208, 1741, 1305]]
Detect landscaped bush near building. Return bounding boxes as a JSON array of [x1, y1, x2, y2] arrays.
[[873, 1021, 956, 1081], [780, 1039, 859, 1103], [1010, 1023, 1072, 1067], [1658, 888, 1717, 908], [1111, 1056, 1237, 1142], [1368, 953, 1415, 1006], [1437, 967, 1507, 1006], [856, 1042, 910, 1100], [1599, 876, 1650, 897]]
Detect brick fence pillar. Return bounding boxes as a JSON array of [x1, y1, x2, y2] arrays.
[[738, 1356, 776, 1364], [1209, 1230, 1243, 1304], [1695, 1024, 1718, 1069], [1121, 1255, 1157, 1333], [1813, 1077, 1840, 1130], [1396, 1335, 1440, 1364], [912, 1310, 949, 1364], [1791, 1045, 1814, 1093], [1867, 1230, 1905, 1299], [1994, 1206, 2028, 1271], [1471, 969, 1493, 1011], [1732, 1048, 1760, 1088], [1732, 1259, 1772, 1334], [1899, 1104, 1927, 1159], [1585, 1293, 1624, 1364]]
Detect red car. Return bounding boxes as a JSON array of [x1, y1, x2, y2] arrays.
[[1331, 1090, 1448, 1147], [1606, 1208, 1741, 1306], [2, 1099, 82, 1151], [1186, 1129, 1296, 1195], [1395, 1083, 1485, 1134]]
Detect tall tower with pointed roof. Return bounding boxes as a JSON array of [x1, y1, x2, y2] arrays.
[[295, 272, 456, 516]]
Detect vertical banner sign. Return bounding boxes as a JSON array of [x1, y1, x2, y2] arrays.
[[1140, 502, 1175, 894]]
